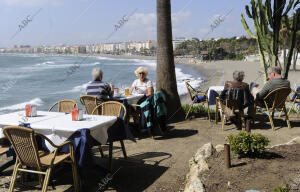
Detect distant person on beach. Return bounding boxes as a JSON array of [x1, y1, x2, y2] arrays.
[[251, 66, 290, 105], [86, 68, 114, 100], [129, 67, 154, 96], [220, 70, 254, 121]]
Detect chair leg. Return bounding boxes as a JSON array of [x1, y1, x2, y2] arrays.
[[38, 168, 44, 188], [120, 140, 127, 159], [185, 102, 194, 119], [215, 100, 218, 124], [71, 156, 79, 192], [206, 100, 211, 121], [98, 145, 104, 157], [266, 109, 275, 131], [221, 114, 225, 131], [240, 110, 245, 131], [9, 162, 20, 192], [109, 142, 113, 172], [283, 106, 291, 129], [42, 168, 51, 192]]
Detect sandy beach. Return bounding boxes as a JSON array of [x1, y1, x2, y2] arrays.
[[88, 53, 300, 105]]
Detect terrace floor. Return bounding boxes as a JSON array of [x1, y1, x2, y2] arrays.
[[0, 113, 300, 192]]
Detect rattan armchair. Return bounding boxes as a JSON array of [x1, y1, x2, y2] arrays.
[[219, 99, 246, 131], [185, 82, 210, 120], [92, 101, 127, 171], [48, 99, 78, 113], [254, 87, 291, 131], [80, 95, 102, 115], [3, 126, 79, 192]]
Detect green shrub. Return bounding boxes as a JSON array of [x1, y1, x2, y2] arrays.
[[226, 132, 270, 157], [274, 184, 290, 192], [182, 104, 215, 116]]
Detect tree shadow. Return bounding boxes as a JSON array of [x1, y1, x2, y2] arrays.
[[83, 157, 169, 192], [154, 129, 198, 140]]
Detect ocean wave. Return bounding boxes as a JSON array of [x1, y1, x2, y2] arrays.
[[0, 98, 44, 111], [33, 61, 101, 68], [51, 82, 90, 95]]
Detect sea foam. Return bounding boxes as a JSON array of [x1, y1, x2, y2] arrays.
[[0, 98, 44, 112]]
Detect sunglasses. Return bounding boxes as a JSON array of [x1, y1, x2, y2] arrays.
[[139, 72, 145, 75]]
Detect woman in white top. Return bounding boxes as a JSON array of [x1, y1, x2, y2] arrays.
[[129, 66, 154, 96]]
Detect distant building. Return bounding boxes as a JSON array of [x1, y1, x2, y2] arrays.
[[172, 37, 187, 50]]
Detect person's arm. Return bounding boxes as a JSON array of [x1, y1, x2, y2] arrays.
[[146, 80, 154, 96], [147, 87, 154, 96], [110, 83, 114, 97], [129, 80, 136, 95], [256, 81, 271, 100]]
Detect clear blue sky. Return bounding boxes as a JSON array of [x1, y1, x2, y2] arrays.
[[0, 0, 255, 48]]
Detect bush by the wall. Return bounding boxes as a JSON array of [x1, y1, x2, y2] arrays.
[[226, 131, 270, 157]]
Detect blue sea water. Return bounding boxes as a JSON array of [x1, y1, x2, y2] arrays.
[[0, 53, 203, 114]]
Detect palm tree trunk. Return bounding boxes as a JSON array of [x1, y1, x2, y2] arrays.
[[156, 0, 184, 122]]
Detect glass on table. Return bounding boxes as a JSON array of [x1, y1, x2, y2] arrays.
[[125, 88, 130, 96]]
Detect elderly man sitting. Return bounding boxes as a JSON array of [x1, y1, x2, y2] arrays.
[[86, 68, 114, 100], [252, 66, 290, 105]]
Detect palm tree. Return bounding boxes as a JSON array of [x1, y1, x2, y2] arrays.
[[156, 0, 184, 122]]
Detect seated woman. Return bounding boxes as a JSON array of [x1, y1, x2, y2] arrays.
[[129, 67, 154, 97], [220, 70, 254, 124], [86, 68, 114, 100]]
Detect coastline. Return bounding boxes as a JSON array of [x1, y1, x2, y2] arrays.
[[3, 53, 299, 105]]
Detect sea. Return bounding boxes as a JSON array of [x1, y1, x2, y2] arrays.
[[0, 53, 203, 114]]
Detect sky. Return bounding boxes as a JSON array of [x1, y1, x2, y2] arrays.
[[0, 0, 256, 48]]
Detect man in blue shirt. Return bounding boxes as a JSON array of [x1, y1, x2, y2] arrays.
[[86, 68, 114, 99]]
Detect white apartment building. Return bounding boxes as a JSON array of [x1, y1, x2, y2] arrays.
[[172, 37, 187, 50]]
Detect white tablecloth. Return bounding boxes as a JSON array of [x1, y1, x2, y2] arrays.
[[114, 94, 144, 105], [0, 111, 117, 151]]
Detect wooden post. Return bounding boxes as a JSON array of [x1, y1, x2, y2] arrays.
[[224, 144, 231, 169], [245, 119, 251, 133]]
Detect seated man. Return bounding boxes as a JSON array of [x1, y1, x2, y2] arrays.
[[220, 70, 254, 121], [252, 66, 290, 106], [86, 68, 114, 100]]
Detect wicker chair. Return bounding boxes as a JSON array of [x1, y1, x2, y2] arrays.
[[80, 95, 102, 115], [48, 99, 78, 113], [3, 126, 79, 192], [185, 82, 210, 120], [92, 101, 127, 171], [219, 99, 246, 131], [255, 87, 291, 131]]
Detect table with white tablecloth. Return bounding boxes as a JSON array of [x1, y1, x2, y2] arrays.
[[0, 111, 133, 167]]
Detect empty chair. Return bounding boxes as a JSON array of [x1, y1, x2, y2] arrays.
[[92, 101, 127, 171], [80, 95, 102, 115], [3, 126, 79, 192], [185, 81, 210, 120], [48, 99, 78, 113]]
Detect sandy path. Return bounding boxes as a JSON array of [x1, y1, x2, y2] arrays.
[[1, 114, 299, 192]]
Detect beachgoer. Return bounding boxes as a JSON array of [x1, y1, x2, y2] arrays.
[[129, 67, 154, 96], [252, 66, 290, 104], [86, 68, 114, 99], [220, 70, 254, 125]]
